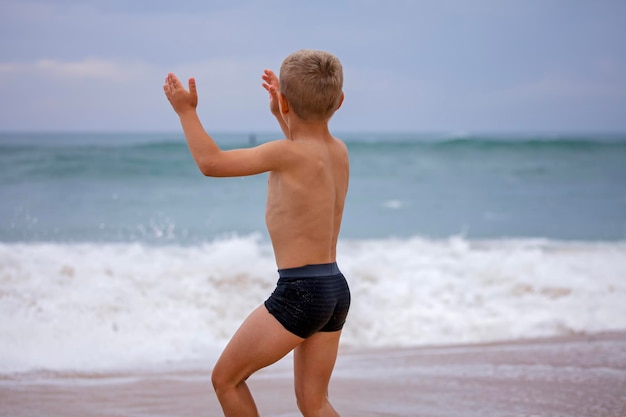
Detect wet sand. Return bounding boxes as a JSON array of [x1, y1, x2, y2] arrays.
[[1, 332, 625, 417]]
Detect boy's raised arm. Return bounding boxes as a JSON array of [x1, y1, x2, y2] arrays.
[[163, 73, 220, 170], [261, 69, 290, 139], [164, 72, 291, 178]]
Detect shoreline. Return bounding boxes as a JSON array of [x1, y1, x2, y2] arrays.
[[1, 331, 625, 416]]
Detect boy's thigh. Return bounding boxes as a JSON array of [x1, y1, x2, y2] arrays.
[[213, 304, 304, 384], [293, 330, 342, 395]]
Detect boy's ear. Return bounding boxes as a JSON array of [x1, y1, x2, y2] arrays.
[[336, 92, 345, 110], [279, 92, 289, 115]]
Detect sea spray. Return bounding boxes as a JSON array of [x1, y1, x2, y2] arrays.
[[1, 235, 625, 373]]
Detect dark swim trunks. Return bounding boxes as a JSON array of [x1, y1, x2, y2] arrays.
[[264, 262, 351, 339]]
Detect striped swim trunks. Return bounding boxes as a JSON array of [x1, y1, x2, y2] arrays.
[[264, 262, 351, 339]]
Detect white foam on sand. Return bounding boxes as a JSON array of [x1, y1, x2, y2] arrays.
[[1, 235, 625, 373]]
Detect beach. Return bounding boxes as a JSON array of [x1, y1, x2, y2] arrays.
[[2, 332, 625, 417]]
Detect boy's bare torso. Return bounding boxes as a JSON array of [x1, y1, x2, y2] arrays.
[[265, 134, 349, 269]]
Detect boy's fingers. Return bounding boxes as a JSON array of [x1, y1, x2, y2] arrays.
[[163, 81, 172, 99], [189, 78, 197, 95], [168, 72, 184, 90]]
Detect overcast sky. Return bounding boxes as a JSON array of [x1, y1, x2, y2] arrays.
[[1, 0, 625, 133]]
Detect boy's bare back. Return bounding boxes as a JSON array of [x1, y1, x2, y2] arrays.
[[265, 134, 349, 269]]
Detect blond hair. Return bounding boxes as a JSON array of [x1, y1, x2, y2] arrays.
[[279, 49, 343, 121]]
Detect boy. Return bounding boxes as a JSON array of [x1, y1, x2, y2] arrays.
[[163, 49, 350, 417]]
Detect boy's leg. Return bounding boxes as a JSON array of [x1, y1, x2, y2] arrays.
[[211, 304, 304, 417], [293, 330, 342, 417]]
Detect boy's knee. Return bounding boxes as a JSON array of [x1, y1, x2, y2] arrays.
[[210, 367, 222, 391], [211, 365, 249, 396], [295, 390, 327, 416], [211, 366, 232, 394]]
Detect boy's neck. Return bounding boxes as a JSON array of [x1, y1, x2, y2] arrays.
[[285, 117, 332, 141]]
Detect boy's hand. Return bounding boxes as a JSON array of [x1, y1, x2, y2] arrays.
[[261, 69, 280, 116], [163, 72, 198, 115]]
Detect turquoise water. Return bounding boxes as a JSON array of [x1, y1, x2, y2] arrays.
[[1, 132, 625, 243]]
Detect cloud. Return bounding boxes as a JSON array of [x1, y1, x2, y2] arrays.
[[0, 55, 278, 132], [1, 1, 626, 131], [506, 76, 626, 101], [41, 58, 129, 81], [0, 58, 156, 82], [37, 58, 124, 80]]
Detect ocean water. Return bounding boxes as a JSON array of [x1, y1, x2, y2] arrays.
[[1, 131, 626, 373]]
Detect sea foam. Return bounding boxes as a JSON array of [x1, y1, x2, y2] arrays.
[[1, 235, 625, 373]]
